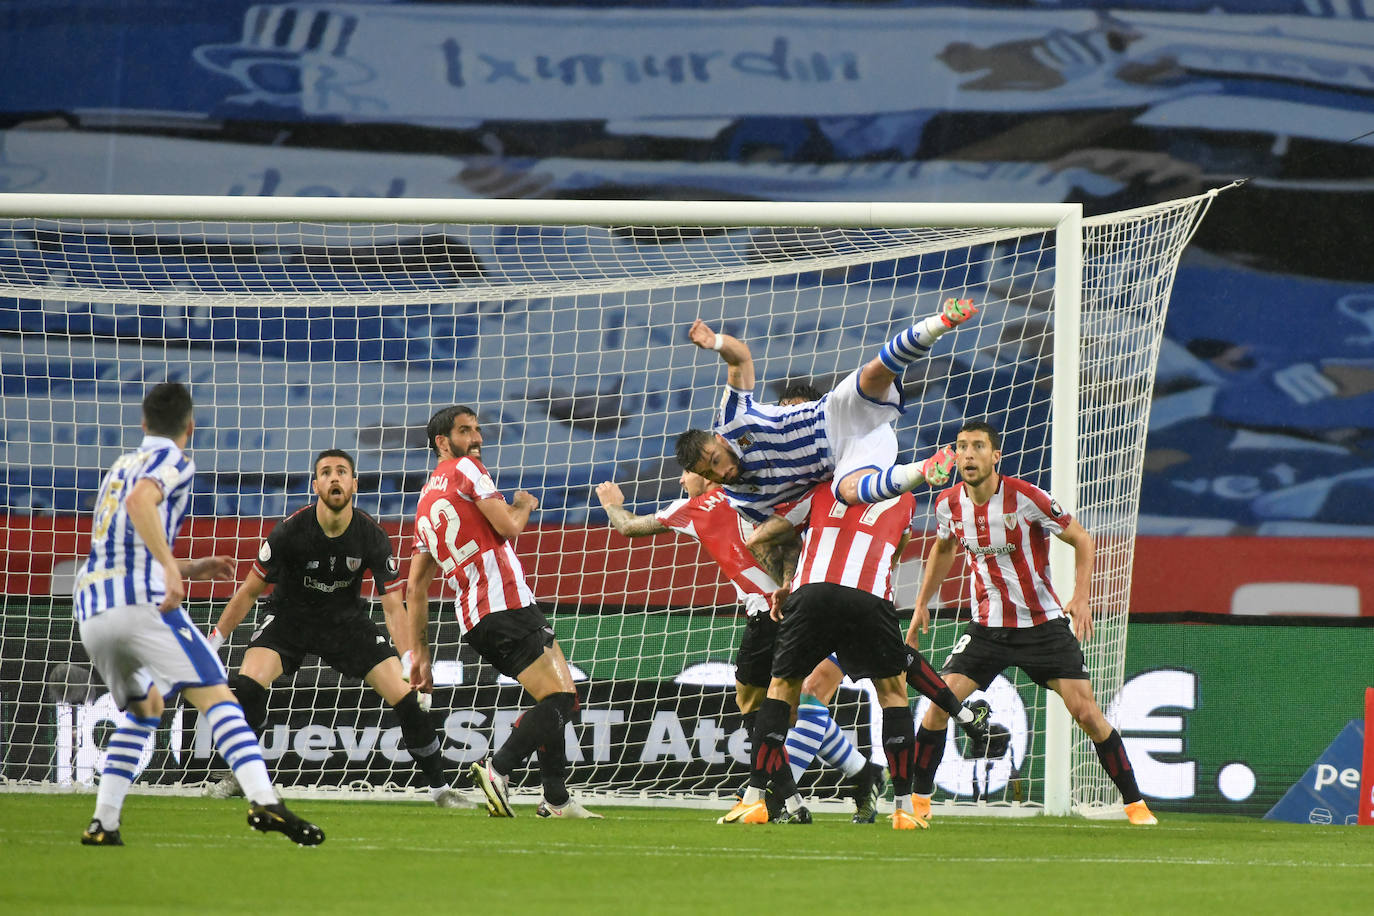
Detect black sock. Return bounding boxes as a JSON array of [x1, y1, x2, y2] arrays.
[[882, 706, 917, 797], [913, 724, 946, 796], [229, 675, 268, 736], [493, 692, 575, 779], [750, 697, 796, 798], [537, 693, 577, 806], [1094, 728, 1143, 804], [393, 691, 447, 789], [905, 649, 962, 717]]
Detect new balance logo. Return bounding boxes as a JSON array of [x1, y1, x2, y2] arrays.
[[375, 636, 385, 644]]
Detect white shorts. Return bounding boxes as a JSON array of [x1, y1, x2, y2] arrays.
[[823, 369, 903, 487], [77, 603, 227, 709]]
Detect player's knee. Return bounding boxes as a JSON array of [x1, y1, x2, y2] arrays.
[[921, 705, 951, 730], [229, 674, 269, 732], [546, 691, 577, 723]]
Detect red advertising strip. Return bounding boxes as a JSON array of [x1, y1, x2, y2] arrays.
[[1128, 536, 1372, 617], [3, 515, 1372, 616], [1361, 687, 1374, 826]]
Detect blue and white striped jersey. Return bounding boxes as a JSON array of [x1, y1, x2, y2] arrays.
[[715, 385, 832, 523], [73, 436, 196, 621]]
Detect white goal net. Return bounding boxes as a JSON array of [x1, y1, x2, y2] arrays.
[[0, 192, 1220, 814]]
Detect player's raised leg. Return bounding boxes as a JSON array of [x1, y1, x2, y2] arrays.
[[865, 297, 979, 396]]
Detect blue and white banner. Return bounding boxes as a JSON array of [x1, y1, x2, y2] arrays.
[[1265, 719, 1366, 825]]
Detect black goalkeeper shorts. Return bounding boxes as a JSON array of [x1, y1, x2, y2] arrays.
[[249, 610, 397, 680]]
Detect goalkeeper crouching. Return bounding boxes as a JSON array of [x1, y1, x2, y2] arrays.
[[203, 449, 469, 808]]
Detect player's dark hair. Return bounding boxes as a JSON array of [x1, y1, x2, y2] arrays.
[[778, 382, 823, 404], [959, 419, 1001, 450], [313, 448, 355, 477], [141, 382, 194, 437], [425, 405, 477, 456], [674, 428, 714, 472]]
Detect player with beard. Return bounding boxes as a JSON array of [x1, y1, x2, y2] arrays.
[[203, 449, 467, 807], [407, 405, 600, 819], [906, 420, 1157, 826]]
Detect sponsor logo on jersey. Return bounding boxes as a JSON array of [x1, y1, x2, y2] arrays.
[[303, 576, 352, 593], [962, 538, 1016, 557]]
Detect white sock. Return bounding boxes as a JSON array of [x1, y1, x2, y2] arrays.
[[93, 712, 158, 829], [206, 700, 278, 806]]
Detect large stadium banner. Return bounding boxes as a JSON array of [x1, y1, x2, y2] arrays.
[[5, 603, 1366, 816]]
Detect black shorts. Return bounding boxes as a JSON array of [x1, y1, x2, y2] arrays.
[[770, 582, 908, 682], [249, 610, 396, 680], [734, 614, 779, 689], [464, 605, 557, 680], [940, 618, 1090, 689]]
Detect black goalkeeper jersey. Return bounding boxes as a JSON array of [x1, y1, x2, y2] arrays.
[[251, 503, 401, 620]]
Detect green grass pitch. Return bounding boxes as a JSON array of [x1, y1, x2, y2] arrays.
[[3, 794, 1370, 915]]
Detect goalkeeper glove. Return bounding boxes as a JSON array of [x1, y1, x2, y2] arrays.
[[207, 626, 224, 653]]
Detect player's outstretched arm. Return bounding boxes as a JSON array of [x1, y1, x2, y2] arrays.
[[596, 481, 670, 537], [688, 318, 755, 391], [1055, 519, 1096, 643], [210, 569, 269, 649], [404, 550, 439, 691], [124, 477, 183, 613], [907, 536, 957, 649]]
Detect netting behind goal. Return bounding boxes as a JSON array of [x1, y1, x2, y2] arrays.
[[0, 193, 1218, 813]]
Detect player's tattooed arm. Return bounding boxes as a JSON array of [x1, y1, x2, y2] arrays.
[[596, 481, 669, 537]]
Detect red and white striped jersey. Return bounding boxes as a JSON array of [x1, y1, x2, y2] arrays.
[[656, 487, 780, 615], [781, 484, 915, 600], [935, 476, 1073, 628], [413, 456, 536, 633]]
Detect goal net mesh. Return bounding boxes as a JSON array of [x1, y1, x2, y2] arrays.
[[0, 193, 1215, 813]]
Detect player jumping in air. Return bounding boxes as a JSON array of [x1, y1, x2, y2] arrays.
[[204, 449, 468, 808], [73, 382, 323, 846], [906, 420, 1158, 826], [595, 412, 886, 823], [674, 297, 979, 524], [407, 405, 600, 819]]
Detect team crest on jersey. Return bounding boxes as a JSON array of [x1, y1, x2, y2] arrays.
[[1004, 513, 1018, 530], [346, 556, 362, 572], [737, 432, 754, 449]]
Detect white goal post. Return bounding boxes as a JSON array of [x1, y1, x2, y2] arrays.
[[0, 189, 1224, 816]]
